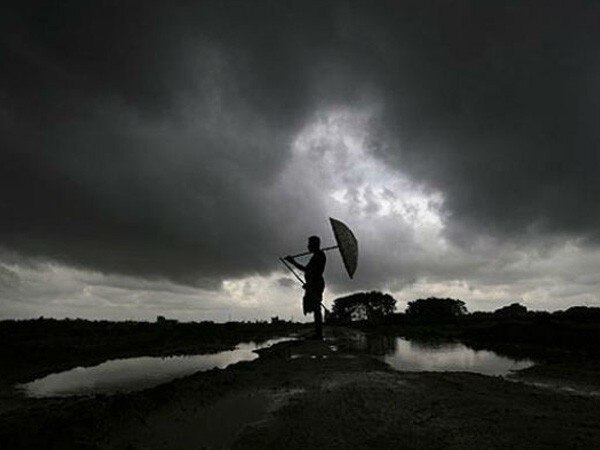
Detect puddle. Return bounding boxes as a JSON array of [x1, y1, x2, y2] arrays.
[[358, 335, 534, 376], [18, 337, 293, 398]]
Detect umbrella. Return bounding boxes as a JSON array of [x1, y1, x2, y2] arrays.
[[329, 217, 358, 279], [279, 217, 358, 280]]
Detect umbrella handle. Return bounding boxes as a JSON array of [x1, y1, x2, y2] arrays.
[[279, 258, 305, 285], [289, 245, 338, 259]]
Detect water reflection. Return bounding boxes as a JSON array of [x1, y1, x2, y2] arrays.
[[18, 337, 291, 398], [362, 335, 534, 376]]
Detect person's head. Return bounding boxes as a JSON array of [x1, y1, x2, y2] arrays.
[[307, 235, 321, 252]]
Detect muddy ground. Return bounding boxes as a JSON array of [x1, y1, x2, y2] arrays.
[[1, 327, 600, 449]]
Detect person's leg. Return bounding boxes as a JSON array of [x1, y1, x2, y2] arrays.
[[314, 304, 323, 340]]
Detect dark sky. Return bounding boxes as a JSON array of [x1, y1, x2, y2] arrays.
[[1, 1, 600, 320]]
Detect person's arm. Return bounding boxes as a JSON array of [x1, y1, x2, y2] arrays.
[[284, 255, 306, 272]]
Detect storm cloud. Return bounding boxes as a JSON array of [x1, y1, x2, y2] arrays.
[[2, 1, 600, 319]]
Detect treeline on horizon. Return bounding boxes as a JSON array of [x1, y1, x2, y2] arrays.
[[2, 292, 600, 326], [327, 291, 600, 323], [0, 317, 304, 350]]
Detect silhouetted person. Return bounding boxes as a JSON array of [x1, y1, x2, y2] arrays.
[[286, 236, 326, 340]]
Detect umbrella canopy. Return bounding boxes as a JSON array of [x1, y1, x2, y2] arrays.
[[283, 217, 358, 280], [329, 217, 358, 279]]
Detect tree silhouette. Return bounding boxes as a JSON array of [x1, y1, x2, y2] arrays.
[[406, 297, 467, 318], [493, 303, 527, 317], [331, 291, 396, 322]]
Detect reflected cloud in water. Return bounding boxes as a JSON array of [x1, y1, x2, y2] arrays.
[[360, 335, 534, 376]]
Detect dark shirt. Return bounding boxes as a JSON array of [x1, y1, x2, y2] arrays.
[[304, 250, 326, 291]]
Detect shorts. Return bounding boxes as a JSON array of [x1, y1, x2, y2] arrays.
[[302, 281, 324, 315]]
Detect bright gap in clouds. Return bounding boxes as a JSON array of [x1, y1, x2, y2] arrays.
[[270, 106, 451, 296], [286, 107, 447, 248]]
